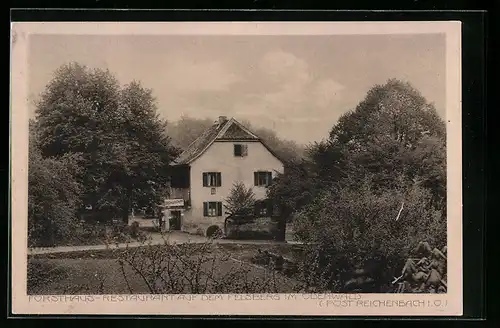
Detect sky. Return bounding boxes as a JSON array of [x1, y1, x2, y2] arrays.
[[28, 34, 446, 145]]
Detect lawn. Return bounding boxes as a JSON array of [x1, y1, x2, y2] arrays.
[[27, 243, 302, 295]]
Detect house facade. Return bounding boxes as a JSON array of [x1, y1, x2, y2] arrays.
[[163, 116, 284, 236]]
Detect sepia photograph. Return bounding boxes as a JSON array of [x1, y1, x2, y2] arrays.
[[10, 21, 462, 316]]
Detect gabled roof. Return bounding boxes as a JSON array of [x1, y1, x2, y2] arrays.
[[173, 117, 282, 165], [217, 119, 258, 140]]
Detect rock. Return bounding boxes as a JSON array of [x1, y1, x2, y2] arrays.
[[417, 282, 426, 292], [416, 257, 429, 266], [430, 259, 439, 269], [415, 241, 432, 256], [425, 269, 442, 287], [412, 271, 428, 283], [402, 258, 418, 277], [432, 248, 447, 260], [431, 259, 446, 275]]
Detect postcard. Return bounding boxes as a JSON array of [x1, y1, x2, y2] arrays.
[[10, 21, 462, 316]]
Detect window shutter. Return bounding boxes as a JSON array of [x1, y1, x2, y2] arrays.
[[254, 201, 260, 216], [266, 199, 273, 216], [254, 172, 258, 186], [217, 202, 223, 216], [203, 202, 208, 217], [273, 204, 281, 217], [267, 172, 273, 186], [202, 173, 208, 187], [217, 172, 222, 187], [242, 145, 248, 157]]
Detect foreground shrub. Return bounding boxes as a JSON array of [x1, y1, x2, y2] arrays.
[[293, 181, 446, 292], [28, 136, 82, 247], [110, 233, 299, 294], [225, 218, 278, 240]]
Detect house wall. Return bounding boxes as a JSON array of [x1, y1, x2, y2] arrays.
[[181, 140, 284, 236]]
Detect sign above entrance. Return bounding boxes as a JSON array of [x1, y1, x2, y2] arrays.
[[164, 199, 185, 208]]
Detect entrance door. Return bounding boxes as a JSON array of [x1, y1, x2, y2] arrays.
[[170, 210, 182, 230]]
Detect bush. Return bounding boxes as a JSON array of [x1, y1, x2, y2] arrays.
[[206, 225, 223, 238], [28, 136, 82, 247], [225, 218, 278, 240], [129, 221, 140, 239], [293, 181, 446, 292], [111, 233, 298, 294]]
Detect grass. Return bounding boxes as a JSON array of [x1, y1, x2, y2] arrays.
[[28, 258, 150, 294], [27, 243, 303, 295]]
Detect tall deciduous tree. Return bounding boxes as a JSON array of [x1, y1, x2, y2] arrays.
[[167, 115, 214, 150], [266, 79, 447, 290], [34, 63, 179, 223], [325, 79, 446, 205], [269, 79, 446, 247]]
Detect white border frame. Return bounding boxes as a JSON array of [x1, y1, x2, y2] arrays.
[[10, 21, 462, 316]]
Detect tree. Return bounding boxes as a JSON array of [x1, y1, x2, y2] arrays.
[[265, 142, 344, 241], [112, 81, 181, 222], [266, 79, 447, 290], [275, 79, 446, 218], [247, 123, 306, 164], [167, 115, 214, 149], [223, 181, 256, 217], [223, 181, 257, 236], [325, 79, 446, 203], [266, 160, 317, 219], [34, 63, 179, 223]]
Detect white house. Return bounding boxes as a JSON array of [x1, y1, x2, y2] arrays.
[[163, 116, 285, 236]]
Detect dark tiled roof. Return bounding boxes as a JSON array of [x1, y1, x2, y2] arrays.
[[173, 119, 228, 165], [218, 122, 259, 140], [173, 117, 282, 165]]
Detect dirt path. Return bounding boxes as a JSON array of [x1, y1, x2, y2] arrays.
[[28, 231, 301, 255]]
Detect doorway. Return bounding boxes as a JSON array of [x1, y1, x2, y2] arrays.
[[170, 210, 182, 230]]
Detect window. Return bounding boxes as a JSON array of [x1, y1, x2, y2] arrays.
[[254, 171, 273, 187], [234, 144, 248, 157], [202, 172, 221, 187], [203, 201, 223, 217], [257, 204, 268, 216], [254, 199, 274, 217]]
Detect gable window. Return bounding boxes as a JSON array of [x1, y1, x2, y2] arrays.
[[203, 172, 221, 187], [234, 144, 248, 157], [254, 171, 273, 187], [203, 201, 223, 217]]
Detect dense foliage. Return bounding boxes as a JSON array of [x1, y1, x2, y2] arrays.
[[28, 120, 83, 246], [29, 63, 179, 245], [267, 79, 447, 291], [223, 181, 257, 217]]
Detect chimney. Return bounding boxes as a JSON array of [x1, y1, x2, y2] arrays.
[[216, 116, 227, 127]]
